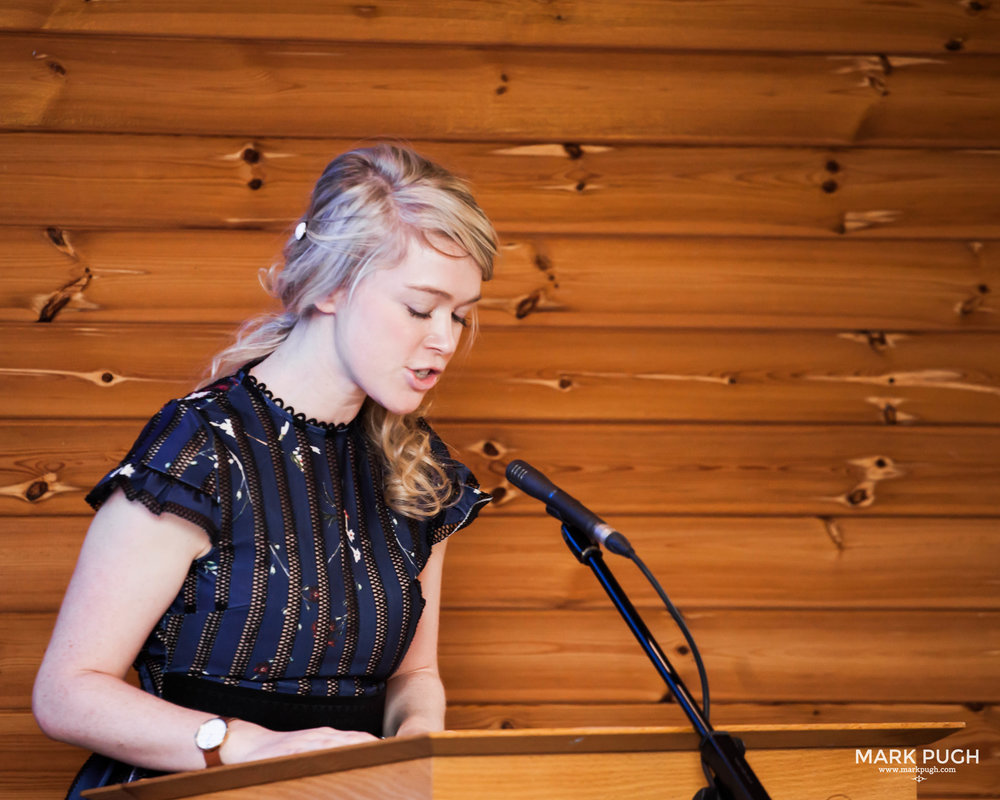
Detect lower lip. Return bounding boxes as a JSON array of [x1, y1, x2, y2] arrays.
[[407, 369, 441, 392]]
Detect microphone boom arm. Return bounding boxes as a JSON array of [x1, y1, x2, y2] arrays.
[[560, 522, 771, 800]]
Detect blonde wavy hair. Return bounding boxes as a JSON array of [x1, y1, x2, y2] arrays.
[[207, 143, 497, 518]]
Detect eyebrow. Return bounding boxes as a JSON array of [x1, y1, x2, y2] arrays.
[[406, 284, 482, 306]]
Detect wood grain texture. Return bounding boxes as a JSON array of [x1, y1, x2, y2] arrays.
[[4, 610, 998, 707], [2, 0, 998, 54], [3, 33, 1000, 146], [3, 136, 1000, 238], [3, 323, 1000, 424], [2, 228, 997, 329], [431, 749, 916, 800], [437, 609, 1000, 705], [445, 702, 998, 799], [2, 421, 998, 516], [7, 515, 998, 614], [2, 705, 993, 800]]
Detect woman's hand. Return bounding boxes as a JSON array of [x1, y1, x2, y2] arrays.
[[221, 720, 379, 765]]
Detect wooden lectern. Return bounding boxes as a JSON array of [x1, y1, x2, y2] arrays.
[[85, 723, 962, 800]]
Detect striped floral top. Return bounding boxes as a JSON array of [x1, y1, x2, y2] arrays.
[[86, 366, 490, 699]]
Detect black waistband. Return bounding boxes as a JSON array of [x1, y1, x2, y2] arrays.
[[162, 674, 386, 737]]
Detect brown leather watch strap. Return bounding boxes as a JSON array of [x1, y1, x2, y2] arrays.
[[202, 717, 236, 768]]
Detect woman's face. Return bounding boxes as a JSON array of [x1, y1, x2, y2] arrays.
[[323, 235, 483, 416]]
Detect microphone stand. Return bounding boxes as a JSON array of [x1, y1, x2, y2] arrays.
[[560, 521, 772, 800]]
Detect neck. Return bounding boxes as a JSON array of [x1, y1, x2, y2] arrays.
[[248, 313, 365, 426]]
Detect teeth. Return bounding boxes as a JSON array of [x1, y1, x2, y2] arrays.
[[414, 369, 431, 379]]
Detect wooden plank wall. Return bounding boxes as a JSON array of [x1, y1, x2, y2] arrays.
[[1, 2, 998, 798]]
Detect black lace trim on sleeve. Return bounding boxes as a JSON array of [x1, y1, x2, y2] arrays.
[[97, 475, 219, 542]]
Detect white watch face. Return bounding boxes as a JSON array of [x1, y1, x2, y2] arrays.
[[195, 717, 228, 750]]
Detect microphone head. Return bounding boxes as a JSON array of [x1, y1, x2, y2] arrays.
[[505, 459, 531, 483]]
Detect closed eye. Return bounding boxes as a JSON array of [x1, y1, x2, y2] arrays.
[[409, 305, 471, 329]]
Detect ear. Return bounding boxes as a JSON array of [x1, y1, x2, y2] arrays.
[[313, 287, 347, 315]]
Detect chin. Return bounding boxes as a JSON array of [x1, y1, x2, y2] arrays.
[[370, 393, 425, 418]]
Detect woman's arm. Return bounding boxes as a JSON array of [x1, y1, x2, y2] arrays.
[[33, 490, 376, 771], [382, 540, 448, 738]]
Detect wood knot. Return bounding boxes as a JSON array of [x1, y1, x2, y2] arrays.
[[482, 441, 500, 457], [944, 37, 965, 51], [26, 481, 49, 502], [241, 147, 260, 164], [821, 179, 838, 194], [515, 290, 541, 319], [495, 85, 507, 95], [962, 0, 988, 13], [574, 180, 587, 192], [247, 178, 263, 190], [500, 719, 516, 729], [881, 403, 897, 425], [101, 372, 114, 383], [863, 330, 888, 351], [825, 160, 840, 173], [46, 227, 66, 247], [957, 287, 987, 316], [47, 60, 67, 77], [557, 376, 573, 390], [846, 487, 869, 506], [675, 645, 689, 656], [490, 485, 507, 503], [562, 143, 583, 160]]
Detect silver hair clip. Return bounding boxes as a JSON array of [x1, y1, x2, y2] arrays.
[[294, 221, 307, 241]]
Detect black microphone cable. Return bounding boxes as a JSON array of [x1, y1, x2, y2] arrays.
[[505, 459, 712, 724]]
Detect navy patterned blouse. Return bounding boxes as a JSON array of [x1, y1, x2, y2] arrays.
[[86, 366, 490, 699]]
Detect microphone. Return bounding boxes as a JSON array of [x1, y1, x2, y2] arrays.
[[505, 460, 634, 556]]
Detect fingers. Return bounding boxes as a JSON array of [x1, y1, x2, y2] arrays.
[[229, 726, 379, 764]]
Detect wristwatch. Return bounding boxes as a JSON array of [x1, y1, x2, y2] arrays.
[[194, 716, 235, 767]]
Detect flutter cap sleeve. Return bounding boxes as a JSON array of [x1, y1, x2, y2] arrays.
[[86, 399, 220, 541], [426, 426, 492, 548]]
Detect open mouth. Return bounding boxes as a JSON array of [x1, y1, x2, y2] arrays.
[[412, 368, 437, 380]]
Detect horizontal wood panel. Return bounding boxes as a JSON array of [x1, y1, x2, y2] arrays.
[[4, 136, 1000, 238], [2, 421, 998, 516], [439, 329, 1000, 424], [443, 516, 1000, 611], [4, 705, 995, 799], [0, 712, 88, 796], [4, 610, 998, 707], [2, 228, 997, 329], [2, 1, 998, 54], [438, 609, 1000, 704], [3, 33, 1000, 145], [4, 323, 1000, 424], [7, 515, 999, 614]]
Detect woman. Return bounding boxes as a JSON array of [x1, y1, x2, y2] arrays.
[[33, 143, 496, 795]]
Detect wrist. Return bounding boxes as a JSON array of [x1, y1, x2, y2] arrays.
[[216, 718, 266, 765]]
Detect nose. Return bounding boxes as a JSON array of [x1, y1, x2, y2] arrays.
[[425, 313, 459, 356]]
